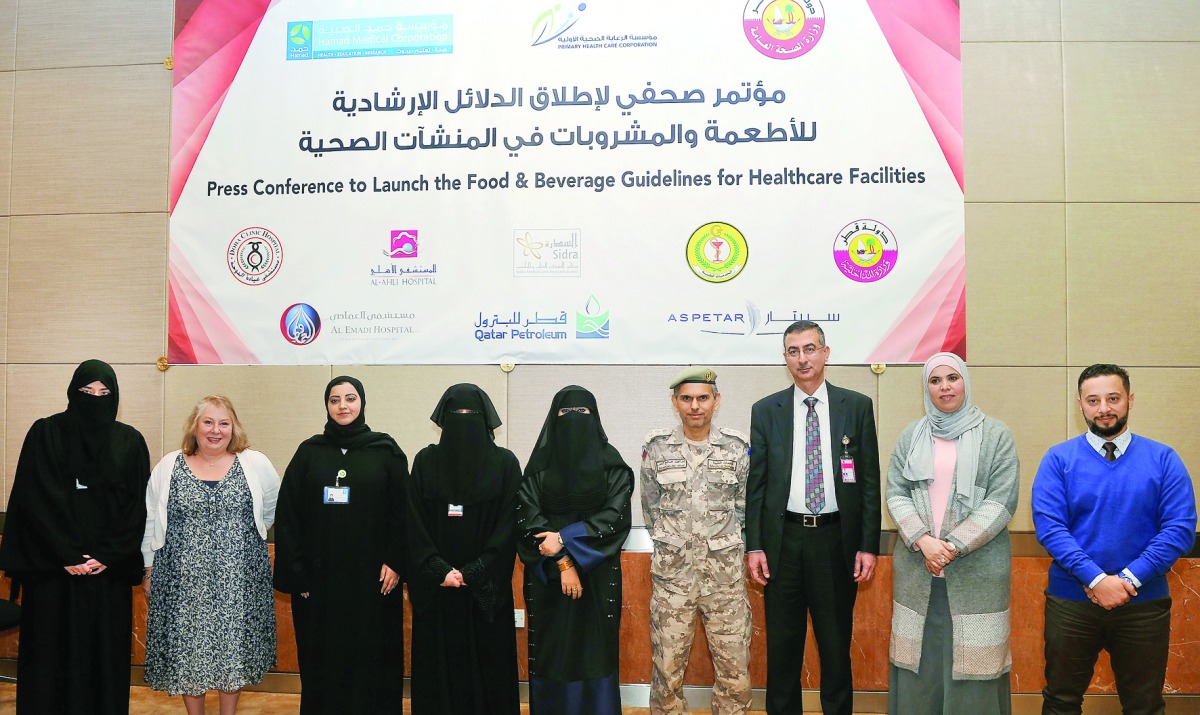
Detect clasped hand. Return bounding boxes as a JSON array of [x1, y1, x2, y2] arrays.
[[1084, 575, 1137, 610], [64, 555, 105, 576], [441, 568, 465, 588], [534, 531, 562, 557], [916, 535, 957, 574]]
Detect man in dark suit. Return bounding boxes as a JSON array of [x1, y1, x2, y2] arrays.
[[745, 320, 881, 715]]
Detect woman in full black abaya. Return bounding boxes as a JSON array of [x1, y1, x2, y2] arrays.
[[406, 384, 522, 714], [517, 385, 633, 715], [272, 376, 407, 715], [0, 359, 151, 714]]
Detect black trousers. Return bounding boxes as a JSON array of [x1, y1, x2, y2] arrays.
[[763, 520, 858, 715], [1042, 593, 1171, 715]]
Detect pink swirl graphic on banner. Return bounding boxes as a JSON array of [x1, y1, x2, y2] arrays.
[[867, 233, 966, 362], [864, 0, 962, 191], [170, 0, 273, 212]]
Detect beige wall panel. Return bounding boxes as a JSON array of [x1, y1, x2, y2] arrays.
[[0, 70, 12, 217], [163, 365, 334, 472], [10, 65, 169, 215], [963, 42, 1065, 203], [962, 0, 1062, 42], [973, 367, 1069, 532], [4, 363, 163, 508], [0, 0, 15, 71], [964, 203, 1066, 366], [8, 213, 167, 364], [15, 0, 174, 70], [336, 365, 509, 465], [0, 218, 8, 364], [1065, 204, 1200, 366], [877, 365, 924, 531], [1070, 367, 1200, 517], [1062, 0, 1200, 41], [1063, 43, 1200, 202]]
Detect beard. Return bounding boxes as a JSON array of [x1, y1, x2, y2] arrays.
[[1086, 412, 1128, 438]]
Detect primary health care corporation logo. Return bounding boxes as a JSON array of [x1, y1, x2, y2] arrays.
[[280, 303, 322, 346], [743, 0, 825, 59], [531, 3, 588, 46]]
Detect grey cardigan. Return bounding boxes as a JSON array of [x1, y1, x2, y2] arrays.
[[886, 415, 1019, 679]]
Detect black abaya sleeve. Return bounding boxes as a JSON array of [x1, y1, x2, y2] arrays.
[[404, 448, 452, 590], [273, 444, 313, 594], [0, 419, 88, 571], [86, 425, 151, 580], [383, 448, 409, 579], [460, 451, 522, 616], [515, 471, 552, 567]]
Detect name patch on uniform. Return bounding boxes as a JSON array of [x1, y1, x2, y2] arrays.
[[656, 459, 687, 470], [707, 459, 736, 470]]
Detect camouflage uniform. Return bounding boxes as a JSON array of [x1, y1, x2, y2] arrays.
[[641, 425, 752, 715]]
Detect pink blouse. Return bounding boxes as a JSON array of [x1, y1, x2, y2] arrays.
[[929, 435, 957, 577]]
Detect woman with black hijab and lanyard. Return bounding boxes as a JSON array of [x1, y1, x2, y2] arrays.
[[272, 376, 407, 714], [517, 385, 634, 715], [405, 383, 523, 714], [0, 359, 151, 714]]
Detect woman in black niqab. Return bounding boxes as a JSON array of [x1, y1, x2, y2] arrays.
[[516, 385, 633, 715], [272, 376, 408, 715], [405, 383, 522, 714], [0, 359, 151, 714]]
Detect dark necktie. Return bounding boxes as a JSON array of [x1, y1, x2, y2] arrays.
[[804, 397, 825, 512], [1102, 442, 1117, 462]]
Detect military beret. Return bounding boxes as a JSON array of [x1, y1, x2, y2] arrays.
[[670, 366, 717, 390]]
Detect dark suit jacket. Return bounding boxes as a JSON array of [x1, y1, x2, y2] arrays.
[[745, 382, 881, 573]]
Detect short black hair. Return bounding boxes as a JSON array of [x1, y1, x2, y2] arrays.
[[782, 320, 825, 348], [1077, 363, 1130, 394]]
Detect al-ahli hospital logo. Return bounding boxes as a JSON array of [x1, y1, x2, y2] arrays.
[[742, 0, 825, 59]]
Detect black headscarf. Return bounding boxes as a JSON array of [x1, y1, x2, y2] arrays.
[[526, 385, 624, 514], [62, 359, 120, 487], [305, 376, 403, 454], [426, 383, 503, 504]]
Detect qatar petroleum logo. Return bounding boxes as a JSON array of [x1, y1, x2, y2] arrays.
[[280, 303, 321, 345], [686, 222, 748, 283], [228, 227, 283, 286], [743, 0, 825, 60], [833, 220, 898, 283]]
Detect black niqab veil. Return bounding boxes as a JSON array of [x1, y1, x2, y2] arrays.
[[63, 359, 120, 487], [428, 384, 503, 505], [306, 376, 403, 455], [526, 385, 622, 514]]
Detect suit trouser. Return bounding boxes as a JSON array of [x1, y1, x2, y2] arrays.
[[763, 520, 857, 715], [1041, 593, 1171, 715]]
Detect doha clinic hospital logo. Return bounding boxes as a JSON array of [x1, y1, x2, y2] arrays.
[[742, 0, 825, 59], [228, 228, 283, 286], [281, 303, 322, 346], [833, 219, 898, 283], [686, 223, 748, 283]]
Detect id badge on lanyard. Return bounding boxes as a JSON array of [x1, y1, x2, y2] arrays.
[[324, 469, 350, 504], [839, 435, 856, 484]]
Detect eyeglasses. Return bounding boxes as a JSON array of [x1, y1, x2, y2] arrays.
[[557, 406, 591, 415], [784, 345, 824, 359]]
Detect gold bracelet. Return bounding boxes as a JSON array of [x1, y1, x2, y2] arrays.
[[557, 557, 574, 572]]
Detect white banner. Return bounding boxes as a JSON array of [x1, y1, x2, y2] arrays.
[[169, 0, 964, 365]]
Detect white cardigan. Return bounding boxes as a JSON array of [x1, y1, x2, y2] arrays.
[[142, 449, 281, 567]]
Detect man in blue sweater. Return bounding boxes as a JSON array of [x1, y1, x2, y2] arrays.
[[1032, 363, 1196, 715]]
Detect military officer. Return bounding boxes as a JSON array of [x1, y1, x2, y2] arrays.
[[641, 367, 752, 715]]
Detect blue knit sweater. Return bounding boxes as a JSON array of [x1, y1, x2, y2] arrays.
[[1032, 434, 1196, 602]]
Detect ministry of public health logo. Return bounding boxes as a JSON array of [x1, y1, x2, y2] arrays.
[[228, 228, 283, 286], [833, 219, 898, 283], [742, 0, 825, 59], [280, 303, 321, 345], [576, 294, 609, 339], [686, 222, 748, 283]]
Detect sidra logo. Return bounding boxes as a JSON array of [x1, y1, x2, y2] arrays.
[[280, 303, 322, 346]]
